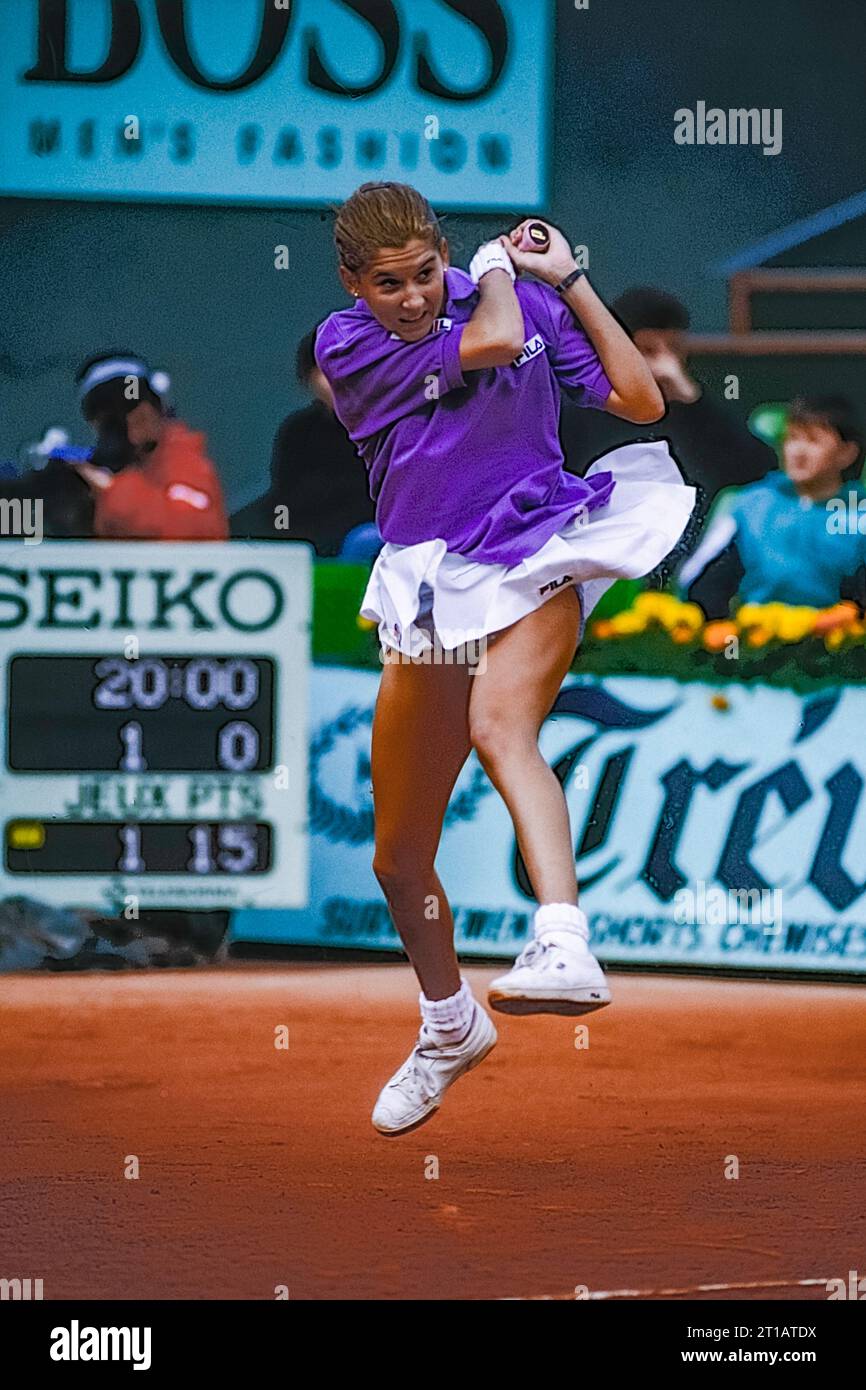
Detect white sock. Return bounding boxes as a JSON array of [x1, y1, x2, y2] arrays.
[[419, 976, 476, 1043], [534, 902, 590, 947]]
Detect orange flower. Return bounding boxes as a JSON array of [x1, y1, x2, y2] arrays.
[[703, 619, 738, 653], [813, 601, 859, 636]]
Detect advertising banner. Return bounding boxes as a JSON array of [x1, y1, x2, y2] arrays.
[[0, 0, 551, 209], [233, 665, 866, 975]]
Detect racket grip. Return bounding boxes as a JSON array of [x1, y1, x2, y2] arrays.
[[516, 221, 550, 253]]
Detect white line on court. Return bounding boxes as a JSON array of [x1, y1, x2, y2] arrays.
[[502, 1277, 831, 1301]]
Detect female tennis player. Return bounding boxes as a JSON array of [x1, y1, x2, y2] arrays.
[[315, 182, 694, 1136]]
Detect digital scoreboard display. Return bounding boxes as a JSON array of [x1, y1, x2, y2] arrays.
[[0, 543, 310, 911], [6, 818, 272, 876], [8, 655, 275, 771]]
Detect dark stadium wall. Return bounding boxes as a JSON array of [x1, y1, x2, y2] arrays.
[[2, 0, 865, 508]]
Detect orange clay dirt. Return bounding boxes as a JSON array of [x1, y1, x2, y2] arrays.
[[1, 963, 863, 1301]]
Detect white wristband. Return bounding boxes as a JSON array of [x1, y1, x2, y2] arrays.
[[469, 241, 516, 285]]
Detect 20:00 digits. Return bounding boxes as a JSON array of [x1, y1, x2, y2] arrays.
[[93, 657, 258, 711]]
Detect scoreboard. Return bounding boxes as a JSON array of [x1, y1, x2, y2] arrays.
[[0, 542, 310, 912]]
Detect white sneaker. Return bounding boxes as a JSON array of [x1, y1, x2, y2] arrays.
[[371, 1001, 497, 1137], [488, 932, 611, 1016]]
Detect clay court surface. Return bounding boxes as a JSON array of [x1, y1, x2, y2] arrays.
[[2, 963, 863, 1301]]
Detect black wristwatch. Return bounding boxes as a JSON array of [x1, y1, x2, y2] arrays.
[[554, 267, 586, 295]]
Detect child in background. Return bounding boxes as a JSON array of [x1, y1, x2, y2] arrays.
[[681, 396, 865, 630]]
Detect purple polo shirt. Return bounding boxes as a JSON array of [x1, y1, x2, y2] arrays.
[[314, 265, 615, 566]]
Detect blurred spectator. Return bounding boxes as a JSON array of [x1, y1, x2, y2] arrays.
[[231, 328, 377, 554], [0, 425, 95, 537], [681, 396, 865, 620], [338, 520, 385, 564], [74, 352, 228, 540], [559, 287, 775, 559]]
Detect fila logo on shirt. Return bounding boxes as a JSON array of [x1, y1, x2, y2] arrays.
[[388, 318, 452, 340], [512, 334, 547, 368]]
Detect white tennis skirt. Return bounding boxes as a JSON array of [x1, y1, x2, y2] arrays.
[[360, 440, 696, 657]]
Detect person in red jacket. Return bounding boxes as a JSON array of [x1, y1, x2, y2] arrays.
[[74, 352, 228, 540]]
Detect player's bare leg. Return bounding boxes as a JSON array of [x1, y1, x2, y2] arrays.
[[370, 647, 473, 999], [467, 583, 582, 901], [369, 642, 498, 1134], [466, 585, 611, 1015]]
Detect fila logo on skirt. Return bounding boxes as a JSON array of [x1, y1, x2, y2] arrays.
[[538, 574, 574, 596]]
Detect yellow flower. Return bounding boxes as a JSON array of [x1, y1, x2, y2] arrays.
[[607, 612, 647, 636], [670, 602, 704, 633], [736, 602, 822, 642], [762, 605, 787, 637], [736, 604, 763, 628], [633, 592, 669, 619], [634, 592, 701, 630], [776, 606, 819, 643]]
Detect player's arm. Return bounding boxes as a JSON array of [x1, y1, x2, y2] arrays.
[[504, 220, 664, 424], [459, 248, 525, 371], [557, 277, 664, 423]]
